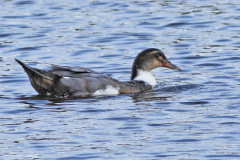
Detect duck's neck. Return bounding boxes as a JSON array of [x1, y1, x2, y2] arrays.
[[132, 69, 156, 87]]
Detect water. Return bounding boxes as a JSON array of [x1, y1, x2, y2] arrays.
[[1, 0, 240, 159]]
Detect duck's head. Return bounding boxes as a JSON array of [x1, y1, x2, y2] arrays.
[[131, 48, 181, 82]]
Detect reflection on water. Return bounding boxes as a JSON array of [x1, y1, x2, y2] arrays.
[[1, 0, 240, 159]]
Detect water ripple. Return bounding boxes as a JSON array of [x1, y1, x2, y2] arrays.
[[1, 0, 240, 159]]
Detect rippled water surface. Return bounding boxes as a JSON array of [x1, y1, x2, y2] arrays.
[[1, 0, 240, 159]]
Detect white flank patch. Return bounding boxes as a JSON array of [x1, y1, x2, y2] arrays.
[[134, 69, 156, 87], [92, 85, 119, 96], [63, 76, 71, 79]]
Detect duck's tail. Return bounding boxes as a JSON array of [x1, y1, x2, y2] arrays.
[[15, 59, 55, 95]]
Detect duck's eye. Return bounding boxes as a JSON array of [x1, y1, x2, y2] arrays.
[[155, 53, 162, 57]]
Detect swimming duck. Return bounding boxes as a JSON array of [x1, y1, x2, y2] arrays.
[[15, 48, 181, 98]]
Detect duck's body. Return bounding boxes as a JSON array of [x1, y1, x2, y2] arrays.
[[16, 48, 180, 98]]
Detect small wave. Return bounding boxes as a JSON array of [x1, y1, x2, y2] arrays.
[[157, 84, 200, 93]]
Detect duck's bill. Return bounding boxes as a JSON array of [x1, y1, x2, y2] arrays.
[[163, 60, 181, 71]]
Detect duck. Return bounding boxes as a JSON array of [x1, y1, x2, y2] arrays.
[[15, 48, 181, 98]]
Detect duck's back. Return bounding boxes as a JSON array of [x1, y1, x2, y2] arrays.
[[51, 65, 97, 78], [52, 65, 120, 97], [16, 59, 121, 97]]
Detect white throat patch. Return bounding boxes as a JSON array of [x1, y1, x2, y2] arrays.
[[134, 69, 157, 87]]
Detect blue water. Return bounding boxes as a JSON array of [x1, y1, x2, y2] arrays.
[[1, 0, 240, 159]]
